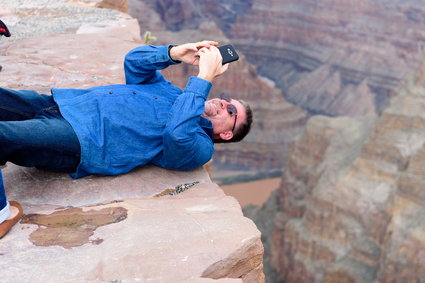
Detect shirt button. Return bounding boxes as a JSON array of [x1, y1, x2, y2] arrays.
[[109, 91, 113, 94], [133, 91, 136, 94], [154, 96, 158, 99]]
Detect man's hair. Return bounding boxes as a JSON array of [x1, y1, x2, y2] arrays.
[[215, 100, 253, 143]]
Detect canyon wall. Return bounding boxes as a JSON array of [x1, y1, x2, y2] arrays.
[[269, 61, 425, 282]]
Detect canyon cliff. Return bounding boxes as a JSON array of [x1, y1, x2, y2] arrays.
[[268, 61, 425, 282], [0, 1, 264, 281]]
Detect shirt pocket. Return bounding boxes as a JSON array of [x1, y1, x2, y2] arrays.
[[152, 94, 176, 126]]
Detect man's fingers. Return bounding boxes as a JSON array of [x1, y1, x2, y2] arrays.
[[209, 45, 220, 55], [180, 41, 219, 53], [195, 40, 219, 49], [197, 47, 209, 54], [221, 63, 229, 73], [189, 44, 200, 52], [202, 40, 218, 47], [192, 60, 200, 66], [195, 42, 208, 50]]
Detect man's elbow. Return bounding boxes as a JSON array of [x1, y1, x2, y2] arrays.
[[163, 132, 214, 170]]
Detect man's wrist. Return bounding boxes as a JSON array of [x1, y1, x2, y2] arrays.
[[168, 45, 181, 63], [197, 73, 214, 83]]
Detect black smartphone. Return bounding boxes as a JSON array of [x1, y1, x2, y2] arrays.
[[218, 44, 239, 64]]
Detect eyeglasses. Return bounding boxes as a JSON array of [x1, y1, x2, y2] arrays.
[[220, 93, 238, 132]]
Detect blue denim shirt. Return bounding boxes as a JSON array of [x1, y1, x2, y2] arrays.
[[52, 45, 214, 179]]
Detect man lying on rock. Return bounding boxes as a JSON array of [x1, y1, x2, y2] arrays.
[[0, 41, 253, 238]]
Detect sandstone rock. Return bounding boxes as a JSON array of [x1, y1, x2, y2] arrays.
[[4, 164, 210, 207], [96, 0, 128, 13], [68, 0, 128, 13], [0, 17, 141, 93], [0, 0, 127, 43], [267, 114, 377, 282], [242, 190, 280, 283], [1, 165, 263, 282], [265, 60, 425, 282]]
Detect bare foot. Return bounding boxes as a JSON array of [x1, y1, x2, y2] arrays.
[[6, 205, 19, 220]]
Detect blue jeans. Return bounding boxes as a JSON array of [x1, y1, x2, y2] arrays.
[[0, 88, 80, 172], [0, 88, 81, 220]]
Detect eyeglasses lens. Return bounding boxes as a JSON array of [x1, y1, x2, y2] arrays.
[[220, 93, 237, 116], [227, 104, 237, 116]]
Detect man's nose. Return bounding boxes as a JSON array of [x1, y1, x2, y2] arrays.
[[220, 99, 230, 108]]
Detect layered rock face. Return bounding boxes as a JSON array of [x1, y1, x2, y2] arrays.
[[130, 0, 425, 118], [269, 63, 425, 282], [235, 0, 425, 117], [0, 1, 264, 281], [227, 0, 422, 116]]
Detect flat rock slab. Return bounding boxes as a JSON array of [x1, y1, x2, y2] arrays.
[[0, 17, 141, 93], [1, 175, 262, 282], [4, 164, 211, 207]]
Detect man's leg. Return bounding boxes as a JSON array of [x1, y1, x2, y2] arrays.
[[0, 103, 81, 172], [0, 88, 80, 171], [0, 88, 54, 121], [0, 89, 74, 238]]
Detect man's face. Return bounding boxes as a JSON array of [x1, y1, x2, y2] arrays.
[[202, 95, 246, 140]]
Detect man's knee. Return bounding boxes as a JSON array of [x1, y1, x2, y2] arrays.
[[0, 88, 54, 121]]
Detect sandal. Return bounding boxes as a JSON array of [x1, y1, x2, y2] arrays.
[[0, 201, 23, 239]]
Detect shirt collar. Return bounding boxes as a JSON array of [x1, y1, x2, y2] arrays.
[[200, 117, 214, 140]]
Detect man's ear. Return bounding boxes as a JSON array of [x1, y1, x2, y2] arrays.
[[219, 131, 233, 141]]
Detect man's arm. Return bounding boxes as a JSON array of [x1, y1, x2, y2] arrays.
[[161, 43, 230, 170], [162, 76, 214, 170], [196, 45, 229, 82], [124, 45, 178, 85], [124, 41, 220, 85], [168, 40, 218, 66]]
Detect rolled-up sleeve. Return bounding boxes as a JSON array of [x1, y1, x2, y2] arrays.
[[162, 76, 214, 170], [124, 45, 180, 85]]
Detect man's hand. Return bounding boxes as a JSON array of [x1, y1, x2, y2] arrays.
[[197, 46, 229, 83], [169, 40, 218, 66]]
